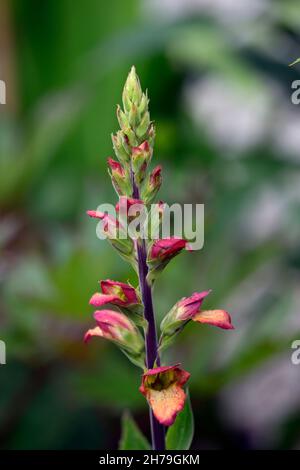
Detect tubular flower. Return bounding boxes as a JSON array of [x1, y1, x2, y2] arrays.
[[139, 365, 190, 426], [90, 279, 140, 308], [84, 310, 144, 364], [160, 291, 234, 345]]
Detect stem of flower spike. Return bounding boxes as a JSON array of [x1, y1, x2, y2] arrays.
[[132, 173, 166, 451]]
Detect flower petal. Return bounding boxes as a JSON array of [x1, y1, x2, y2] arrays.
[[84, 326, 103, 343], [101, 279, 139, 305], [150, 237, 188, 260], [193, 309, 234, 330], [147, 383, 186, 426], [177, 290, 211, 320], [86, 210, 105, 219], [89, 293, 119, 307], [93, 309, 135, 331]]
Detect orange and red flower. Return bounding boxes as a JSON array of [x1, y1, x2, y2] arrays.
[[140, 364, 190, 426], [161, 290, 234, 341]]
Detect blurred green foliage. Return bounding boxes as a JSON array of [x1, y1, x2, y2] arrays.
[[1, 0, 300, 450]]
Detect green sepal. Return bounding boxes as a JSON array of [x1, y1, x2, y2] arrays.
[[107, 168, 131, 197], [112, 131, 130, 164]]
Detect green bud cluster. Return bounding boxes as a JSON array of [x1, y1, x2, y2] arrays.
[[111, 66, 156, 199]]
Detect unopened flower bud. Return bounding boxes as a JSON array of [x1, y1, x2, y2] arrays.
[[116, 105, 129, 130], [132, 141, 152, 184], [136, 111, 150, 140], [142, 165, 162, 203], [122, 66, 143, 111], [112, 131, 130, 164], [107, 158, 131, 196]]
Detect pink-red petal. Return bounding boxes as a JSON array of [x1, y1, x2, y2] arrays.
[[84, 326, 103, 343], [89, 293, 119, 307]]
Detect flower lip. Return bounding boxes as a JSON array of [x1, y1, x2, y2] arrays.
[[193, 309, 234, 330]]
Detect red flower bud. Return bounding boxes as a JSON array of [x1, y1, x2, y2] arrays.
[[149, 237, 189, 261], [142, 165, 162, 203], [107, 157, 125, 176], [149, 165, 162, 189]]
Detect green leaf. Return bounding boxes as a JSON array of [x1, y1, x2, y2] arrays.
[[119, 411, 151, 450], [166, 389, 194, 450]]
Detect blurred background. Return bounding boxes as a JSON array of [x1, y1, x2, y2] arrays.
[[1, 0, 300, 450]]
